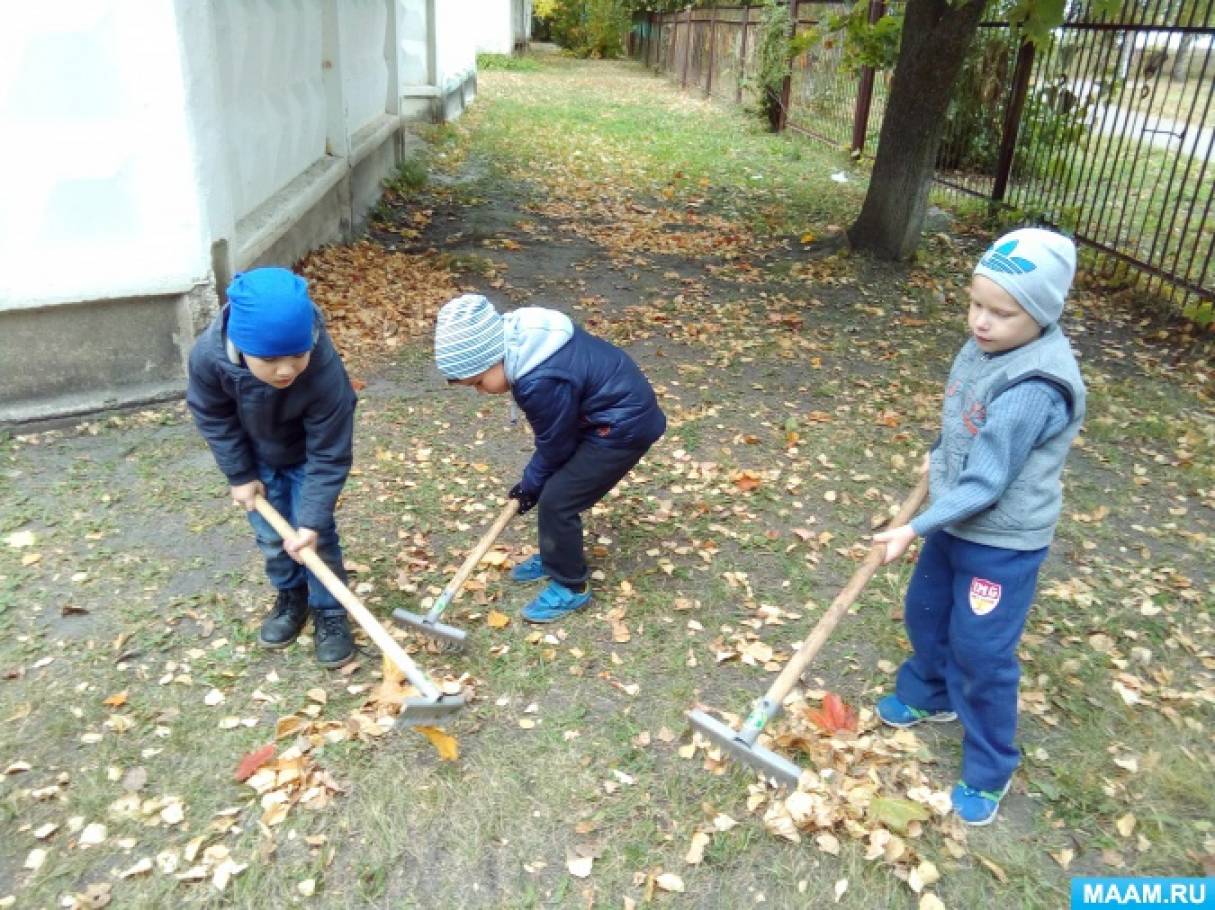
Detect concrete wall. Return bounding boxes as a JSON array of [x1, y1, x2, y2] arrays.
[[0, 0, 478, 427], [469, 0, 533, 55]]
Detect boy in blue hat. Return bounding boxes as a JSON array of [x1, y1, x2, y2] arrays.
[[872, 228, 1087, 825], [433, 295, 666, 623], [187, 267, 358, 667]]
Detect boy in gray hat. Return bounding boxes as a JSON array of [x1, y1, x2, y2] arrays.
[[871, 228, 1087, 826], [434, 295, 665, 623]]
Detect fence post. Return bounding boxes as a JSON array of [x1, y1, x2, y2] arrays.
[[850, 0, 885, 155], [737, 5, 750, 103], [681, 6, 693, 88], [992, 39, 1036, 202], [777, 0, 799, 131], [706, 7, 718, 96]]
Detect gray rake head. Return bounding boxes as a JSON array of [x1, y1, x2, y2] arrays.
[[687, 709, 803, 789], [396, 694, 466, 728], [392, 607, 468, 649]]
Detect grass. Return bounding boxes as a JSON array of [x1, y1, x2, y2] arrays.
[[1, 51, 1213, 909]]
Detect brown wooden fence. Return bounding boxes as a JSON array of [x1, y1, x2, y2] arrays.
[[630, 2, 1215, 319]]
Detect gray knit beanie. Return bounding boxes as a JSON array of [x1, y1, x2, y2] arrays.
[[973, 228, 1076, 326], [434, 294, 505, 379]]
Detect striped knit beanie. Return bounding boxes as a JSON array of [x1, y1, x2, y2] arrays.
[[973, 228, 1076, 326], [434, 294, 505, 380]]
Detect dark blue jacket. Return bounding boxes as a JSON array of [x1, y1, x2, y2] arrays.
[[186, 307, 357, 530], [512, 327, 665, 494]]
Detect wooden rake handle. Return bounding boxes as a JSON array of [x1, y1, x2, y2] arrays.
[[252, 496, 432, 693], [441, 499, 519, 602], [764, 470, 930, 705]]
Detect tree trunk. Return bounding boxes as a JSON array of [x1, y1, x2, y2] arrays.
[[1171, 33, 1195, 81], [848, 0, 987, 260]]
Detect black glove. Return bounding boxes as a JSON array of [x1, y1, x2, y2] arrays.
[[509, 482, 539, 514]]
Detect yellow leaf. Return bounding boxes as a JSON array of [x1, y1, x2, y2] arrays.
[[487, 610, 511, 629], [1116, 813, 1136, 838], [685, 830, 710, 865], [103, 691, 128, 708], [415, 726, 459, 761]]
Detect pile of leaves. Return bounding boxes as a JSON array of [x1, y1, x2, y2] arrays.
[[298, 240, 460, 364], [686, 693, 967, 909]]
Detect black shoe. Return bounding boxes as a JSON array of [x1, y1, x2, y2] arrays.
[[313, 611, 354, 668], [258, 585, 309, 648]]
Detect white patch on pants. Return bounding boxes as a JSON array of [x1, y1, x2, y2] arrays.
[[969, 577, 1003, 615]]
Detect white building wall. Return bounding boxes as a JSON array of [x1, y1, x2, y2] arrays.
[[469, 0, 515, 55], [0, 4, 210, 308], [434, 0, 478, 95], [342, 0, 393, 137], [212, 2, 327, 223], [1, 0, 478, 424]]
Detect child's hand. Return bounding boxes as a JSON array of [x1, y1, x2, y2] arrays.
[[509, 482, 539, 514], [873, 524, 917, 564], [284, 527, 318, 563], [230, 480, 265, 511]]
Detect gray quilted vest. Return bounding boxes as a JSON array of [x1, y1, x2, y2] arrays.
[[931, 324, 1086, 550]]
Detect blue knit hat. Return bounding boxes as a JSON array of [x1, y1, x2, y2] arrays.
[[434, 294, 505, 379], [974, 228, 1076, 326], [226, 268, 316, 357]]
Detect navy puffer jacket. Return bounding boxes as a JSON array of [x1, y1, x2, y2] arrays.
[[511, 325, 666, 495], [186, 306, 357, 530]]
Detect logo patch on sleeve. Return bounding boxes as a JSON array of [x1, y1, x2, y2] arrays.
[[969, 577, 1003, 615]]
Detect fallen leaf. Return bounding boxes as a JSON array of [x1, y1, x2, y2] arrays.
[[834, 879, 848, 902], [920, 894, 946, 910], [868, 797, 930, 834], [415, 726, 459, 761], [234, 744, 277, 782], [566, 849, 594, 878], [487, 610, 511, 629], [79, 822, 107, 847], [805, 692, 857, 734], [102, 691, 128, 708], [1115, 813, 1136, 838], [656, 873, 685, 893], [685, 830, 710, 865], [5, 530, 35, 548], [975, 853, 1008, 883]]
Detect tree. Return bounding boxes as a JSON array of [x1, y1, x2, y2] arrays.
[[847, 0, 1120, 260], [847, 0, 987, 259]]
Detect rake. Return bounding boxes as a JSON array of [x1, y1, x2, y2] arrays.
[[393, 499, 519, 648], [253, 496, 464, 727], [688, 470, 929, 787]]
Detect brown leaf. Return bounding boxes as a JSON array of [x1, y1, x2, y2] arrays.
[[233, 744, 276, 782]]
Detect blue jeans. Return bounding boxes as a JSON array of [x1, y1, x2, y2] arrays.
[[895, 531, 1048, 792], [245, 462, 346, 615]]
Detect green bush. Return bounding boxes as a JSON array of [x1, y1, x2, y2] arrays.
[[549, 0, 630, 58]]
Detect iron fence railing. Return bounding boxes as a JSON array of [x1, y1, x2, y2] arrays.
[[630, 1, 1215, 314]]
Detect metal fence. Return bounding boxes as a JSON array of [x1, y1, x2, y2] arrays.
[[631, 1, 1215, 315]]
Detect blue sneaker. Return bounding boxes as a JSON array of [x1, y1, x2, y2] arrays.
[[509, 554, 548, 583], [521, 581, 592, 623], [876, 695, 958, 728], [951, 779, 1012, 826]]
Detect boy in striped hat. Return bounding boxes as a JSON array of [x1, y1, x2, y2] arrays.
[[434, 295, 666, 623]]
